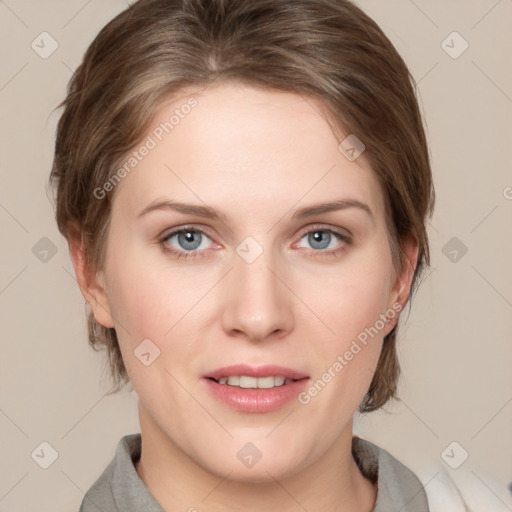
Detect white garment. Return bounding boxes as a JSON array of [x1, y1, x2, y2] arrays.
[[424, 463, 512, 512]]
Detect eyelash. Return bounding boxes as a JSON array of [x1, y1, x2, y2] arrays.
[[159, 224, 352, 261]]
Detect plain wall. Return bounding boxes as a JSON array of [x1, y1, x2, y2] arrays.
[[0, 1, 511, 511]]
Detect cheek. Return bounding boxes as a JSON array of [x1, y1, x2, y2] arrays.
[[102, 246, 175, 362], [108, 271, 163, 338], [105, 234, 192, 334], [314, 251, 393, 347], [103, 244, 212, 381], [301, 242, 394, 398]]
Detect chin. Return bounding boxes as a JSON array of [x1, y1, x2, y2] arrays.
[[216, 462, 299, 485], [199, 444, 310, 484]]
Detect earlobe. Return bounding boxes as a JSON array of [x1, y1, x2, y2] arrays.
[[384, 234, 420, 335], [68, 232, 115, 329]]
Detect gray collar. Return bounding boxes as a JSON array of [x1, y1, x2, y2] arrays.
[[352, 435, 429, 511], [80, 433, 429, 511]]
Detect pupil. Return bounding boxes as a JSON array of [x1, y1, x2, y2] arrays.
[[309, 231, 330, 249], [179, 230, 201, 250]]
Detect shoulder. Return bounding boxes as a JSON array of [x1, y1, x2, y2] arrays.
[[352, 435, 430, 511], [78, 442, 119, 512], [420, 460, 512, 512], [352, 436, 475, 512], [79, 433, 164, 512], [353, 436, 511, 512]]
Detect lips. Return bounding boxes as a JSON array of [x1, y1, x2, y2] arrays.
[[202, 364, 310, 412], [204, 364, 309, 381]]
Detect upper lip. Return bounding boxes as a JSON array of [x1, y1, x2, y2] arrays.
[[204, 364, 309, 381]]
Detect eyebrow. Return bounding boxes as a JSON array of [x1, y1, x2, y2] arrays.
[[137, 199, 230, 224], [137, 198, 373, 224], [292, 199, 373, 221]]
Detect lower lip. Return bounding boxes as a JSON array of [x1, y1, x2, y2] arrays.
[[202, 378, 310, 413]]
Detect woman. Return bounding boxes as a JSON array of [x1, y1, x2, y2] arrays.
[[49, 0, 462, 510]]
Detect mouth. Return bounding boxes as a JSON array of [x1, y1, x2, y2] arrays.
[[206, 375, 304, 388], [202, 364, 310, 413]]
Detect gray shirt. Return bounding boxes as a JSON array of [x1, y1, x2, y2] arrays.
[[79, 433, 429, 511]]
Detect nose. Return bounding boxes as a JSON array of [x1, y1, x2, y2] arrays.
[[220, 247, 294, 342]]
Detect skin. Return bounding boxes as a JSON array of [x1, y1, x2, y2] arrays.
[[71, 81, 418, 511]]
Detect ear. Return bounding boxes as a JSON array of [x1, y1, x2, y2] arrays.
[[68, 232, 115, 329], [383, 234, 420, 337]]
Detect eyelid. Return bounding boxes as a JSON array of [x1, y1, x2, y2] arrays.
[[160, 224, 214, 241], [160, 223, 351, 243], [159, 223, 352, 260], [159, 225, 218, 260], [294, 222, 353, 243]]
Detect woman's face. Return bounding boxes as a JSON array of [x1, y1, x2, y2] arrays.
[[86, 81, 413, 481]]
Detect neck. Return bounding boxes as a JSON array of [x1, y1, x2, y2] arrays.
[[135, 408, 377, 512]]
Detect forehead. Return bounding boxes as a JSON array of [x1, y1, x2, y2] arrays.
[[111, 81, 385, 223]]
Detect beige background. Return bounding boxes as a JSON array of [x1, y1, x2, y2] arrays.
[[0, 1, 511, 511]]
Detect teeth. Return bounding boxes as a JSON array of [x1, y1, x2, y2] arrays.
[[215, 375, 292, 388], [228, 376, 240, 386], [239, 376, 258, 388], [255, 376, 281, 388]]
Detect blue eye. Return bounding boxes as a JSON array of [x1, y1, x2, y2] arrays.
[[297, 228, 350, 254], [301, 230, 336, 250], [160, 225, 351, 261], [161, 227, 214, 258]]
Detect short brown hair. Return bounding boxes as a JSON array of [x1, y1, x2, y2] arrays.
[[50, 0, 434, 412]]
